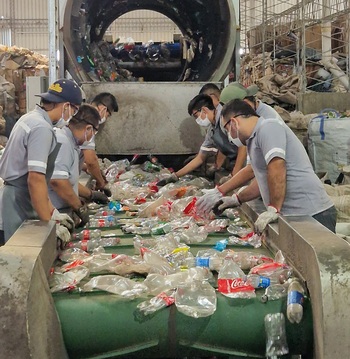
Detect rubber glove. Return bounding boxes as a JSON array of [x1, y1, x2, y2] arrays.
[[51, 208, 74, 232], [56, 224, 71, 249], [102, 187, 112, 197], [196, 187, 223, 214], [156, 173, 178, 187], [74, 205, 90, 228], [91, 190, 109, 204], [254, 205, 279, 234], [212, 194, 241, 216]]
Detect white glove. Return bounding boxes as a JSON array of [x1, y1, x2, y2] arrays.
[[196, 187, 223, 214], [51, 208, 74, 232], [254, 205, 279, 234], [212, 194, 241, 216], [56, 223, 71, 249]]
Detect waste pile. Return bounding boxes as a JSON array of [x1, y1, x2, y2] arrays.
[[50, 156, 308, 355], [0, 44, 49, 117]]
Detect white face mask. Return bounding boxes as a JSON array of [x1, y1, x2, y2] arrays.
[[99, 117, 107, 125], [196, 116, 211, 127], [228, 123, 244, 147], [81, 128, 95, 146], [54, 104, 73, 128]]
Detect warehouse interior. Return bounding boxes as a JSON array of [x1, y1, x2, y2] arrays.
[[0, 1, 350, 359]]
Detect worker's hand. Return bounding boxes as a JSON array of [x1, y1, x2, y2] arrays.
[[196, 187, 223, 214], [91, 190, 109, 204], [219, 174, 232, 185], [51, 208, 74, 232], [101, 187, 112, 197], [156, 173, 178, 187], [74, 205, 90, 228], [56, 223, 71, 249], [206, 165, 217, 180], [212, 194, 241, 216], [254, 205, 279, 235]]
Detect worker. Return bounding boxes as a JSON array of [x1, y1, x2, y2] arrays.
[[0, 79, 83, 243], [196, 81, 283, 213], [49, 104, 103, 228], [212, 99, 337, 233], [156, 92, 246, 186], [81, 92, 119, 194]]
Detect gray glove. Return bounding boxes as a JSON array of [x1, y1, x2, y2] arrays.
[[74, 205, 90, 228], [56, 224, 71, 249], [196, 187, 223, 214], [254, 205, 279, 234], [91, 190, 109, 204], [156, 173, 178, 187], [102, 187, 112, 197], [51, 208, 74, 232], [212, 194, 241, 216]]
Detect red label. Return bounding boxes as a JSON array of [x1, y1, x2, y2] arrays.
[[218, 278, 254, 294], [157, 292, 175, 306], [82, 230, 90, 240], [64, 259, 85, 271], [98, 219, 105, 227], [81, 239, 88, 252]]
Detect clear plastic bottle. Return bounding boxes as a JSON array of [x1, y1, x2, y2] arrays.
[[89, 215, 118, 228], [68, 237, 120, 251], [185, 256, 223, 271], [264, 313, 289, 357], [137, 289, 176, 315], [140, 247, 175, 275], [286, 278, 305, 324], [95, 208, 116, 217], [246, 274, 279, 289], [73, 229, 102, 241], [261, 284, 288, 303]]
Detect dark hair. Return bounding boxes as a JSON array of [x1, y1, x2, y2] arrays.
[[69, 104, 100, 130], [244, 96, 256, 103], [199, 83, 221, 99], [221, 99, 258, 121], [91, 92, 119, 113], [188, 94, 215, 115]]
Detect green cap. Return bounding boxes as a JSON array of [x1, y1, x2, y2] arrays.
[[220, 82, 259, 104]]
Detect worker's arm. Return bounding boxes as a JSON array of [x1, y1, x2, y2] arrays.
[[231, 146, 247, 176], [82, 149, 106, 189], [215, 151, 226, 169], [218, 164, 255, 195], [28, 171, 53, 221], [235, 178, 261, 203], [50, 178, 82, 211], [175, 151, 207, 178], [266, 157, 286, 211], [78, 183, 93, 200]]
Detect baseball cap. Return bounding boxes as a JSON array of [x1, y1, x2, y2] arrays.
[[220, 82, 259, 104], [36, 79, 83, 105]]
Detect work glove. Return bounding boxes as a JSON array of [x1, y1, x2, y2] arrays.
[[91, 190, 109, 204], [56, 223, 71, 249], [206, 165, 217, 180], [74, 205, 90, 228], [219, 174, 232, 185], [51, 208, 74, 232], [212, 194, 241, 216], [196, 187, 223, 214], [254, 205, 279, 235], [156, 173, 178, 187], [102, 187, 112, 197]]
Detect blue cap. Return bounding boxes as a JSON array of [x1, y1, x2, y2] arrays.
[[36, 79, 83, 105]]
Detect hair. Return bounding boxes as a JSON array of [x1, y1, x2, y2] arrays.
[[221, 99, 258, 120], [188, 94, 215, 115], [244, 95, 256, 103], [69, 104, 100, 130], [199, 83, 221, 99], [90, 92, 119, 113]]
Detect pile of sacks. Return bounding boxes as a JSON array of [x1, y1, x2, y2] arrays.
[[0, 44, 49, 117]]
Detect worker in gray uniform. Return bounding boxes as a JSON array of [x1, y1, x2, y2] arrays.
[[0, 79, 82, 242], [212, 99, 337, 233], [49, 104, 101, 228], [197, 81, 284, 214], [156, 93, 246, 186]]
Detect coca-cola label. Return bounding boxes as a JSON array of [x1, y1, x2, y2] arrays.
[[98, 219, 105, 227], [81, 239, 88, 252], [218, 278, 254, 293], [157, 292, 175, 306], [82, 230, 90, 240]]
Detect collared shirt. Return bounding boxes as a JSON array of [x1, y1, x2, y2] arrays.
[[247, 116, 333, 216], [0, 106, 57, 180], [48, 126, 80, 210]]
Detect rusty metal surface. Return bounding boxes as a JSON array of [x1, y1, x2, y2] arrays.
[[0, 221, 68, 359]]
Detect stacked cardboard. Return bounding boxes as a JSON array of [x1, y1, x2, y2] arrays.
[[0, 44, 49, 117]]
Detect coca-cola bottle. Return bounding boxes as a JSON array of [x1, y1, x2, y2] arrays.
[[73, 229, 102, 241], [68, 237, 120, 251]]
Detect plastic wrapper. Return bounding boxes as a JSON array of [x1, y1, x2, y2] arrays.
[[50, 267, 90, 293], [137, 289, 176, 316], [175, 280, 217, 318], [83, 275, 148, 298]]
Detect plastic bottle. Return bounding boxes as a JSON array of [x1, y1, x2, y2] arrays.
[[286, 278, 305, 324], [140, 247, 175, 275], [264, 313, 289, 357], [68, 237, 120, 251], [95, 208, 116, 217], [261, 284, 288, 303], [246, 274, 279, 289], [137, 289, 176, 315], [89, 216, 118, 228], [73, 229, 102, 241], [185, 256, 223, 271]]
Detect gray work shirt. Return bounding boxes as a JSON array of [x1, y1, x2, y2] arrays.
[[247, 117, 334, 216], [256, 101, 283, 121], [49, 126, 80, 210], [0, 106, 57, 180]]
